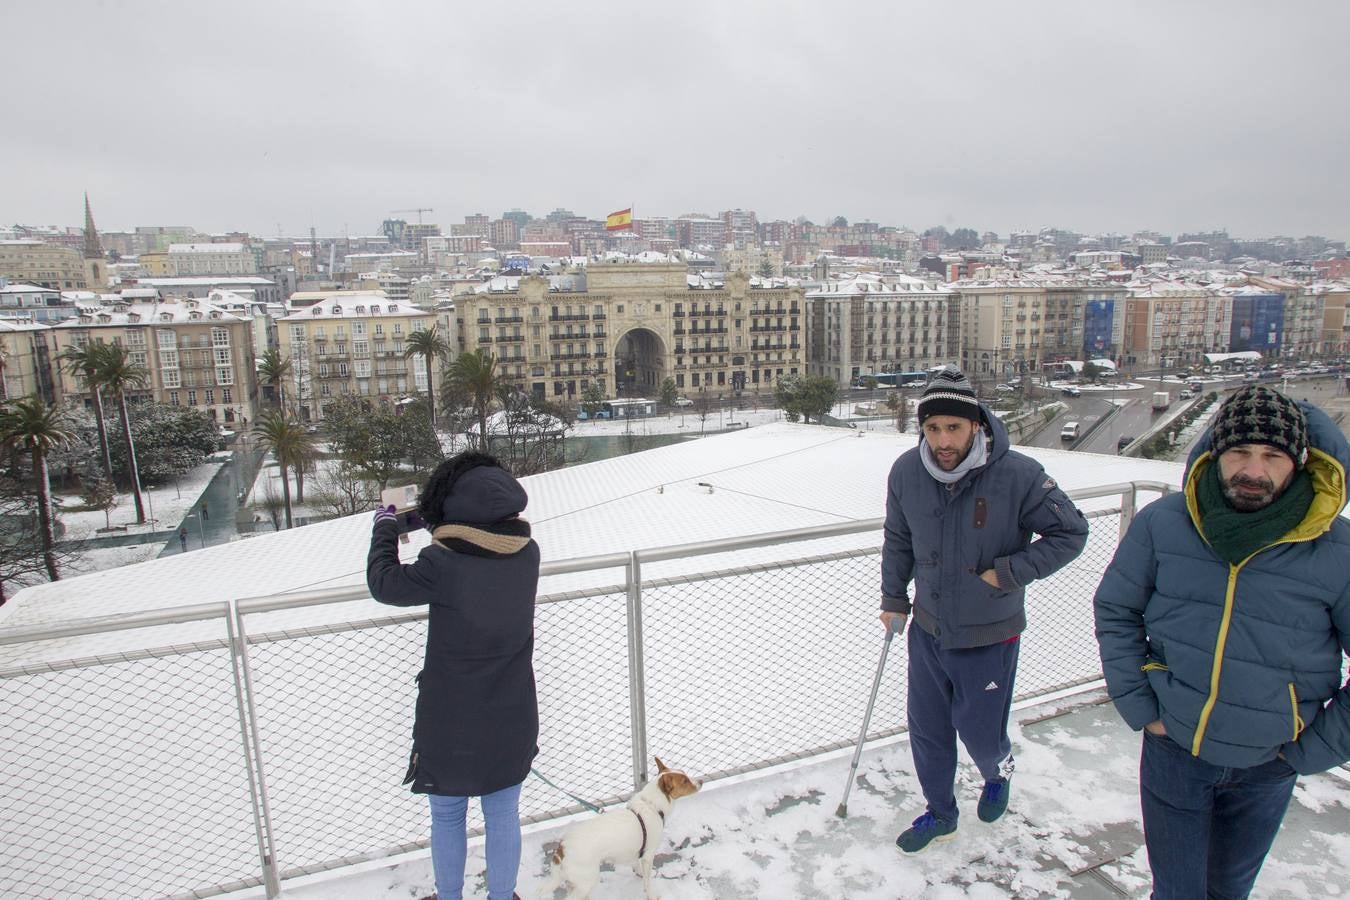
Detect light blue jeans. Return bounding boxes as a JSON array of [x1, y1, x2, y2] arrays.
[[428, 782, 523, 900]]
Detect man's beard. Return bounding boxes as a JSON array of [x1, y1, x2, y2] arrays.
[[1221, 472, 1282, 512], [935, 430, 977, 471]]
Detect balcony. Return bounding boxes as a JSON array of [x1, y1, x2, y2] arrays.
[[9, 454, 1338, 900], [496, 334, 526, 343], [493, 315, 524, 324], [548, 313, 590, 322]]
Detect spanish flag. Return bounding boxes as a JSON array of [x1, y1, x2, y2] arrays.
[[605, 207, 634, 231]]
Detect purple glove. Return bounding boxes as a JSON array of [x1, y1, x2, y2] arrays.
[[373, 504, 398, 526]]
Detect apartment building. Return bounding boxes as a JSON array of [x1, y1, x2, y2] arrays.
[[453, 262, 805, 402], [1, 283, 80, 324], [276, 291, 434, 423], [0, 319, 57, 403], [134, 276, 283, 306], [805, 274, 958, 385], [0, 241, 88, 290], [164, 243, 258, 276], [1312, 281, 1350, 355], [1242, 275, 1327, 359], [1123, 281, 1230, 369], [49, 295, 259, 426], [955, 277, 1096, 379]]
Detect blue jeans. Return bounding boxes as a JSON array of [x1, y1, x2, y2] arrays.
[[1140, 730, 1296, 900], [428, 782, 523, 900]]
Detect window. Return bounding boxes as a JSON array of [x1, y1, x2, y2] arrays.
[[374, 324, 384, 336], [338, 363, 349, 377], [353, 321, 366, 335], [129, 351, 148, 368], [354, 359, 371, 378], [291, 325, 306, 342], [159, 349, 179, 369], [211, 327, 229, 347], [216, 368, 233, 385], [187, 390, 197, 405], [353, 340, 368, 357], [214, 348, 231, 366], [222, 388, 232, 403], [169, 391, 180, 406], [156, 328, 177, 347], [205, 389, 215, 405], [617, 305, 624, 314]]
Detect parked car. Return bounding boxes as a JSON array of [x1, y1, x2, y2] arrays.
[[995, 383, 1018, 393], [673, 396, 694, 407], [1061, 385, 1081, 397]]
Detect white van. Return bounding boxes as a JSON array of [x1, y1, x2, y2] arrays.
[[1060, 421, 1080, 441]]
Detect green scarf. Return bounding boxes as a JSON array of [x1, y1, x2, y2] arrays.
[[1196, 459, 1315, 564]]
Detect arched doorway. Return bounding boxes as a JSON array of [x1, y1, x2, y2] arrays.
[[612, 328, 666, 398]]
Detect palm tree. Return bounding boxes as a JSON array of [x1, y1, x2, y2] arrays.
[[95, 344, 149, 524], [448, 349, 498, 450], [56, 342, 114, 478], [404, 326, 450, 424], [257, 348, 293, 410], [251, 408, 315, 529], [0, 397, 75, 581]]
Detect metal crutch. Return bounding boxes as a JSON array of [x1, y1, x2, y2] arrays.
[[836, 616, 903, 818]]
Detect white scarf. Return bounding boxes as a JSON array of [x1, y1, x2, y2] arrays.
[[920, 429, 990, 484]]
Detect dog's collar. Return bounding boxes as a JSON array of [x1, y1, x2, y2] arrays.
[[631, 807, 666, 858]]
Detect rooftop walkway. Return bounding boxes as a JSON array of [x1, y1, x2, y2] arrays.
[[275, 687, 1350, 899]]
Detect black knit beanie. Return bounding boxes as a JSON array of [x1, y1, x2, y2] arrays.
[[918, 366, 982, 423], [1209, 385, 1308, 468]]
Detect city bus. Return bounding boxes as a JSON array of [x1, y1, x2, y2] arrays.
[[854, 371, 928, 388]]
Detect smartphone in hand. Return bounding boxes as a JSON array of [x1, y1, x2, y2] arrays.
[[380, 485, 423, 538]]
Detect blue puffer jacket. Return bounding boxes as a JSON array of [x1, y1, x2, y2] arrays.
[[1094, 401, 1350, 774], [882, 406, 1089, 649]]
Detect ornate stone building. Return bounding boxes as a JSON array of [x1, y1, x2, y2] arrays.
[[453, 261, 805, 403]]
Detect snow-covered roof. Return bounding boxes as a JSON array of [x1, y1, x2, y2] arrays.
[[0, 318, 49, 332], [136, 276, 277, 287], [0, 422, 1184, 644], [167, 243, 246, 254], [279, 294, 427, 320], [807, 272, 952, 298], [0, 282, 55, 295], [51, 297, 249, 328]]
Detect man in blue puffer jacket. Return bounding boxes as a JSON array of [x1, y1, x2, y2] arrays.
[[1094, 385, 1350, 900], [881, 366, 1088, 853]]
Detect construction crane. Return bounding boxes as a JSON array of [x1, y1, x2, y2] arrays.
[[391, 207, 434, 224]]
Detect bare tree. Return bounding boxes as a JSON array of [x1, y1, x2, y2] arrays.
[[308, 460, 379, 519]]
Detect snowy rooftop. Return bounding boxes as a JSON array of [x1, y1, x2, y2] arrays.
[[168, 242, 247, 253], [5, 425, 1348, 900], [808, 272, 952, 298], [50, 295, 250, 327], [280, 294, 426, 320]]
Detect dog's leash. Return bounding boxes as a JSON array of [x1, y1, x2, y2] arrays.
[[530, 767, 604, 814]]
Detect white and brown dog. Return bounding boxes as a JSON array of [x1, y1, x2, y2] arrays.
[[541, 758, 701, 899]]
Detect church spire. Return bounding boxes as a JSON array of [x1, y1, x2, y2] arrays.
[[83, 192, 104, 260]]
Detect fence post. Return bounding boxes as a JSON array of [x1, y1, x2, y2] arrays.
[[626, 551, 649, 791], [1118, 483, 1138, 543], [228, 601, 283, 898]]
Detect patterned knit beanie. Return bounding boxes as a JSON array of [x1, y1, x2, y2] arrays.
[[918, 365, 982, 423], [1209, 385, 1308, 468]]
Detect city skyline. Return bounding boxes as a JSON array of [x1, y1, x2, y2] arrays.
[[4, 1, 1348, 239]]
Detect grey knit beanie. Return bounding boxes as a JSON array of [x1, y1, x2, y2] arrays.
[[918, 366, 981, 423], [1210, 385, 1308, 468]]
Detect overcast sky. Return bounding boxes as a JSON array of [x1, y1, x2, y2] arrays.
[[4, 1, 1347, 241]]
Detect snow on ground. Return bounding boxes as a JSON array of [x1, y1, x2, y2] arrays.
[[53, 453, 228, 541], [269, 694, 1350, 900], [61, 543, 163, 576]]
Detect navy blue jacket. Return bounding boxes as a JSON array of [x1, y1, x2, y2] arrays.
[[882, 407, 1089, 649], [1094, 401, 1350, 774], [367, 466, 540, 796]]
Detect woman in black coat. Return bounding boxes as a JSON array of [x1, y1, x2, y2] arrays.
[[367, 451, 539, 900]]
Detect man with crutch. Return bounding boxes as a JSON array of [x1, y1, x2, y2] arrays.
[[877, 367, 1088, 853]]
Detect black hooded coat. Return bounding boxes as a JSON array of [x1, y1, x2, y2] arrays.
[[366, 466, 540, 796]]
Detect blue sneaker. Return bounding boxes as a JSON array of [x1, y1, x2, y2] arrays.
[[895, 811, 957, 853], [977, 777, 1010, 823]]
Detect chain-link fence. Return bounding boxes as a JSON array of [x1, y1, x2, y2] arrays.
[[0, 481, 1169, 898]]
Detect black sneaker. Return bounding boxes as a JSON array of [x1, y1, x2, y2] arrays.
[[895, 811, 957, 853], [977, 777, 1010, 823]]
